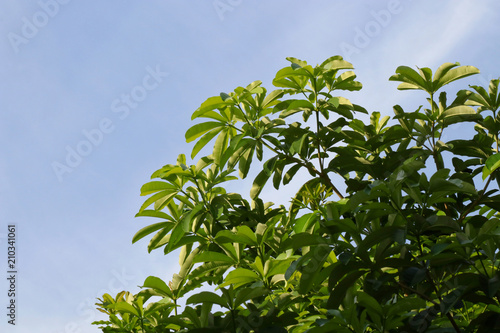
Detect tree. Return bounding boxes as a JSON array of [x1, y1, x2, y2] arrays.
[[93, 56, 500, 332]]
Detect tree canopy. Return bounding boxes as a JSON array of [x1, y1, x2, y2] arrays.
[[93, 56, 500, 332]]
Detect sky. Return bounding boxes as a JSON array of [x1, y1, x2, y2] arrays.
[[0, 1, 499, 332]]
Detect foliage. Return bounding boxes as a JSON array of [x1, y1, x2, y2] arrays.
[[93, 56, 500, 332]]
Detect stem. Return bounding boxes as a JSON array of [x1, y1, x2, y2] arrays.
[[448, 313, 462, 332], [397, 281, 438, 306], [312, 81, 324, 176], [227, 115, 345, 199], [496, 133, 499, 153], [259, 130, 344, 199], [458, 175, 493, 224], [430, 93, 436, 148], [429, 93, 445, 171], [236, 104, 253, 127], [398, 281, 461, 332], [230, 309, 237, 333], [415, 224, 461, 331], [192, 180, 222, 233], [315, 110, 324, 174], [179, 189, 197, 204], [475, 248, 491, 279]]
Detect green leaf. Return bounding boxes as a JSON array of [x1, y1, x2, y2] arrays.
[[192, 251, 237, 264], [288, 233, 329, 250], [332, 71, 362, 91], [233, 287, 270, 308], [356, 292, 383, 316], [389, 66, 429, 92], [251, 169, 271, 199], [488, 275, 500, 298], [213, 127, 229, 166], [357, 226, 405, 256], [262, 89, 284, 108], [298, 245, 332, 294], [236, 225, 258, 245], [273, 67, 308, 91], [139, 190, 177, 213], [108, 302, 140, 317], [439, 105, 481, 125], [220, 92, 231, 101], [267, 258, 295, 278], [483, 153, 500, 180], [215, 226, 258, 246], [165, 235, 204, 254], [186, 291, 228, 308], [132, 222, 172, 244], [190, 128, 222, 158], [433, 63, 479, 91], [140, 181, 177, 196], [280, 100, 315, 118], [320, 55, 352, 69], [189, 261, 233, 279], [328, 97, 340, 108], [402, 267, 427, 287], [390, 63, 479, 94], [219, 268, 260, 289], [293, 213, 319, 234], [327, 270, 368, 309], [134, 209, 173, 220], [238, 145, 255, 178], [153, 191, 179, 211], [141, 276, 173, 298], [185, 122, 223, 143], [431, 243, 450, 255], [191, 96, 232, 119]]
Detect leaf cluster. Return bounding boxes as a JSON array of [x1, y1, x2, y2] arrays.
[[93, 57, 500, 332]]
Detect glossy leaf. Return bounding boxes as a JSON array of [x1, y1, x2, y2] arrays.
[[483, 153, 500, 180], [141, 276, 173, 299], [219, 268, 260, 289]]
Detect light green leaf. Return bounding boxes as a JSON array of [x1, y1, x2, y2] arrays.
[[236, 225, 258, 245], [191, 96, 232, 119], [215, 227, 258, 246], [191, 128, 222, 159], [108, 302, 140, 318], [439, 105, 481, 125], [132, 222, 172, 244], [154, 191, 178, 211], [328, 97, 340, 108], [134, 210, 173, 220], [321, 56, 353, 71], [141, 276, 173, 298], [250, 169, 271, 199], [192, 251, 237, 264], [389, 66, 429, 92], [140, 181, 177, 196], [483, 153, 500, 180], [262, 89, 284, 108], [434, 64, 479, 91], [280, 100, 315, 118], [185, 122, 223, 143], [213, 128, 228, 166], [219, 268, 260, 289], [139, 190, 177, 213], [283, 164, 303, 185]]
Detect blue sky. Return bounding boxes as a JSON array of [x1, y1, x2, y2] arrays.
[[1, 1, 499, 332]]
